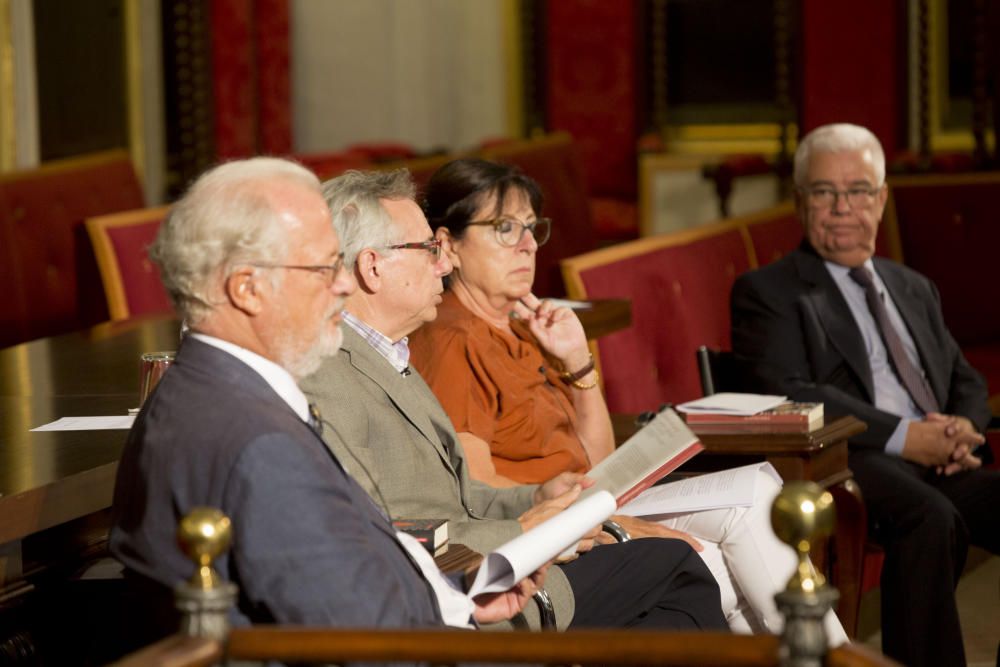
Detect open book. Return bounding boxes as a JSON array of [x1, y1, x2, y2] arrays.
[[465, 490, 616, 597], [581, 408, 704, 507]]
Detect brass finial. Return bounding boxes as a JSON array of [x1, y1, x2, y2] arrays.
[[771, 481, 835, 595], [177, 507, 232, 591]]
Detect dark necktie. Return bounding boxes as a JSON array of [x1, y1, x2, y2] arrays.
[[307, 402, 324, 435], [848, 266, 939, 414]]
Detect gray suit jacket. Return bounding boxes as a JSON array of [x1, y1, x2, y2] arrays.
[[731, 242, 991, 449], [110, 337, 443, 630], [302, 325, 575, 628]]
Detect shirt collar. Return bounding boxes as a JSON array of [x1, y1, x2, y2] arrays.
[[824, 257, 879, 288], [342, 311, 410, 374], [188, 332, 311, 421]]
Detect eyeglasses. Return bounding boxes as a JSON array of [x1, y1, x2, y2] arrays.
[[466, 217, 551, 247], [800, 185, 882, 210], [252, 253, 346, 286], [386, 239, 442, 259]]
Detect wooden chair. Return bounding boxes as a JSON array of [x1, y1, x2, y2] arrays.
[[562, 220, 753, 412], [0, 150, 146, 346], [85, 206, 173, 321]]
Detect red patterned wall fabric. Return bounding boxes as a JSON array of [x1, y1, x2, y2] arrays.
[[210, 0, 291, 158], [256, 0, 291, 155], [800, 1, 900, 155], [545, 0, 639, 199]]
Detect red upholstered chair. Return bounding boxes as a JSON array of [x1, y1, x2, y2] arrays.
[[85, 206, 173, 321], [0, 150, 145, 347], [562, 221, 753, 412], [482, 132, 599, 298], [740, 201, 800, 266]]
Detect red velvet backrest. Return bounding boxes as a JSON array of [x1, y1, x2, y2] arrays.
[[743, 204, 802, 266], [112, 219, 172, 318], [0, 151, 144, 347], [567, 226, 752, 412], [482, 133, 598, 298], [886, 173, 1000, 345]]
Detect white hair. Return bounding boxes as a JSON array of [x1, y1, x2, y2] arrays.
[[793, 123, 886, 187], [321, 169, 416, 269], [150, 157, 321, 324]]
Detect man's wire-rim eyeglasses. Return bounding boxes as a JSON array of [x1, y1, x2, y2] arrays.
[[386, 239, 442, 258], [466, 217, 552, 247], [251, 253, 346, 286]]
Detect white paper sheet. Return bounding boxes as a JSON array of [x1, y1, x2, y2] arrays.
[[676, 392, 787, 416], [616, 462, 782, 516], [31, 416, 136, 431], [466, 490, 616, 598]]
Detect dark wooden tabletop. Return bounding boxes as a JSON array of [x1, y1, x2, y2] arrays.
[[0, 316, 181, 543]]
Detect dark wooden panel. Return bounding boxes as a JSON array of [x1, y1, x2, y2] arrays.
[[33, 0, 128, 160]]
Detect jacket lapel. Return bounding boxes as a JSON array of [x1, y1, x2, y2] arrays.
[[340, 327, 455, 467], [792, 246, 877, 402]]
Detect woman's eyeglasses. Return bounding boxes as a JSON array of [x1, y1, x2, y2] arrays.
[[466, 217, 552, 248]]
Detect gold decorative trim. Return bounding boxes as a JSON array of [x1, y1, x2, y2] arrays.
[[0, 0, 16, 171], [123, 0, 146, 190], [501, 0, 523, 139]]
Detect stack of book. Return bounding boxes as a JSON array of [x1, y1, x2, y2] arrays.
[[393, 518, 449, 557], [677, 393, 824, 432]]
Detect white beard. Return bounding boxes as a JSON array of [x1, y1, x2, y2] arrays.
[[276, 303, 345, 380]]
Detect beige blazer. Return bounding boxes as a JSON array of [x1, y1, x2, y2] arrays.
[[301, 325, 575, 629]]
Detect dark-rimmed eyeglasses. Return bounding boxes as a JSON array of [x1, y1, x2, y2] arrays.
[[466, 217, 551, 248], [386, 239, 442, 259], [251, 253, 346, 286], [800, 185, 882, 210]]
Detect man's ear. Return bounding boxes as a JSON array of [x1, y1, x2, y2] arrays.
[[354, 248, 382, 294], [436, 227, 460, 271], [225, 266, 265, 315]]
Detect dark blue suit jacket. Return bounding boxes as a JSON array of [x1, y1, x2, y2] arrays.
[[731, 242, 990, 450], [110, 337, 443, 629]]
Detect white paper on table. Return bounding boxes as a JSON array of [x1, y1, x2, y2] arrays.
[[466, 490, 616, 598], [676, 392, 787, 416], [616, 462, 782, 517], [31, 416, 136, 431]]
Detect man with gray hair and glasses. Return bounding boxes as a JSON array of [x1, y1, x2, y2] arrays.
[[732, 123, 1000, 667], [110, 157, 545, 643]]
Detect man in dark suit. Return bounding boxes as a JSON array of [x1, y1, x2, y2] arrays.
[[301, 169, 730, 633], [731, 123, 1000, 667], [110, 158, 542, 636]]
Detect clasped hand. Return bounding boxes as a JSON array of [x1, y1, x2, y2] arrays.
[[903, 413, 984, 474]]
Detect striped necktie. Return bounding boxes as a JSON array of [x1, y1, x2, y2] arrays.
[[848, 266, 939, 414]]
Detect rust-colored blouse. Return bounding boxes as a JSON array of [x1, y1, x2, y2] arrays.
[[409, 291, 590, 484]]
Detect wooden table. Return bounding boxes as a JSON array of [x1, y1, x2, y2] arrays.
[[0, 317, 181, 582], [613, 413, 869, 637]]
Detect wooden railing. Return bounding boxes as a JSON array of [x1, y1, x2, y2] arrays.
[[114, 628, 899, 667]]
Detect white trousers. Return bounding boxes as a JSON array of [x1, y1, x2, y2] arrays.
[[653, 468, 848, 645]]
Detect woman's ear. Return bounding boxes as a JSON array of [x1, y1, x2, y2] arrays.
[[353, 248, 382, 294], [436, 227, 461, 271], [226, 266, 265, 315]]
